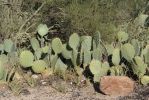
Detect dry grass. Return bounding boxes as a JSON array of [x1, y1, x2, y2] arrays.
[[0, 0, 42, 40]]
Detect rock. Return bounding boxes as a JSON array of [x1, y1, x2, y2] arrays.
[[100, 76, 135, 96]]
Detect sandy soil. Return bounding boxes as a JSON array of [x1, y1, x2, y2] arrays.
[[0, 76, 148, 100], [0, 77, 149, 100]]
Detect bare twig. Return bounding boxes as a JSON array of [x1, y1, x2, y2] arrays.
[[18, 2, 46, 33]]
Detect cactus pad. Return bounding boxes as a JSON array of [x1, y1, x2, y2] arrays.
[[117, 31, 128, 42], [112, 48, 120, 65], [37, 24, 49, 37], [30, 38, 40, 51], [4, 39, 14, 53], [89, 59, 102, 75], [121, 43, 135, 61], [141, 75, 149, 85], [52, 38, 63, 54], [32, 60, 48, 73], [20, 50, 34, 68], [69, 33, 80, 49]]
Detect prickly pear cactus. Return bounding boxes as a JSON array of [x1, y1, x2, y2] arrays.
[[89, 59, 102, 75], [32, 60, 48, 73], [34, 48, 42, 60], [42, 45, 49, 54], [50, 54, 58, 68], [0, 54, 8, 64], [93, 31, 101, 47], [37, 24, 49, 37], [141, 75, 149, 85], [71, 50, 78, 67], [105, 44, 114, 55], [110, 66, 124, 76], [112, 48, 120, 65], [52, 38, 63, 54], [54, 58, 68, 76], [83, 50, 91, 68], [121, 43, 135, 61], [117, 31, 128, 42], [69, 33, 80, 50], [141, 45, 149, 64], [4, 39, 14, 53], [133, 56, 147, 77], [81, 36, 92, 51], [92, 48, 102, 60], [20, 50, 34, 68], [0, 61, 5, 80], [131, 39, 140, 56], [62, 44, 72, 59], [30, 38, 40, 51], [0, 44, 4, 53], [89, 60, 109, 82]]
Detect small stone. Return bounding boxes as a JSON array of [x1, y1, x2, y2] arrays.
[[100, 76, 135, 96], [31, 75, 39, 79]]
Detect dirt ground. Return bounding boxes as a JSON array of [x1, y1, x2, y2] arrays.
[[0, 77, 148, 100]]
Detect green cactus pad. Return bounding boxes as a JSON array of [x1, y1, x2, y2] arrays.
[[83, 50, 91, 67], [93, 31, 101, 47], [51, 38, 63, 54], [101, 61, 110, 75], [62, 44, 72, 59], [71, 50, 78, 66], [141, 45, 149, 64], [133, 56, 147, 76], [42, 45, 49, 53], [121, 43, 135, 61], [81, 36, 92, 51], [131, 39, 140, 56], [105, 44, 114, 55], [112, 48, 120, 65], [92, 48, 102, 60], [50, 54, 58, 68], [69, 33, 80, 49], [110, 65, 124, 76], [54, 58, 68, 75], [0, 54, 8, 64], [117, 31, 128, 42], [20, 50, 34, 68], [37, 24, 49, 37], [32, 60, 48, 73], [4, 39, 14, 53], [30, 38, 40, 51], [0, 61, 5, 80], [0, 44, 4, 53], [141, 75, 149, 85], [34, 49, 42, 60], [89, 59, 102, 75]]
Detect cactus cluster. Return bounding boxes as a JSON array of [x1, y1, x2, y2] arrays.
[[89, 60, 109, 82], [1, 23, 149, 86], [19, 26, 149, 85]]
